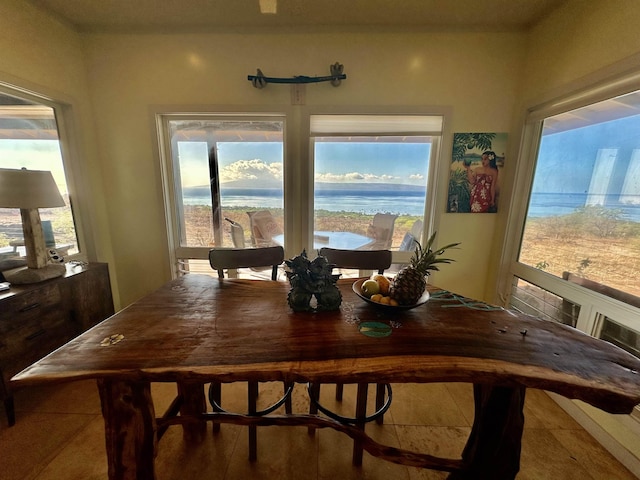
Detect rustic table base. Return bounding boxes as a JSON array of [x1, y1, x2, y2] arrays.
[[98, 379, 528, 480]]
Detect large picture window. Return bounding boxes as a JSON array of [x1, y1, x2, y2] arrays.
[[518, 91, 640, 299], [160, 115, 285, 273], [310, 114, 442, 254], [505, 82, 640, 368], [0, 89, 79, 263], [158, 111, 443, 276]]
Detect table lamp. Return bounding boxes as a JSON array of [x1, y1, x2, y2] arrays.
[[0, 167, 67, 284]]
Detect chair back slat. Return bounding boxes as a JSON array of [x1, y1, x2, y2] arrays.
[[318, 248, 392, 274], [209, 246, 284, 280]]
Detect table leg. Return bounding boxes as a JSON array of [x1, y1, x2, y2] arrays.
[[98, 379, 157, 480], [4, 395, 15, 426], [177, 382, 207, 442], [448, 384, 525, 480], [352, 383, 368, 466]]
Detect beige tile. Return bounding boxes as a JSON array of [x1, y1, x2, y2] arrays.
[[226, 425, 318, 480], [157, 424, 241, 480], [390, 383, 468, 427], [551, 428, 637, 480], [523, 389, 582, 430], [444, 383, 474, 425], [151, 382, 180, 415], [518, 428, 593, 479], [32, 416, 107, 480], [0, 412, 96, 480], [396, 425, 469, 480], [317, 424, 410, 480]]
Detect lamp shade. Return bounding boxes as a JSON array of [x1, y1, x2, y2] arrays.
[[0, 168, 65, 209]]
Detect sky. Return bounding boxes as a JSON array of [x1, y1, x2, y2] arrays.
[[178, 141, 430, 188], [0, 139, 68, 194], [532, 115, 640, 197]]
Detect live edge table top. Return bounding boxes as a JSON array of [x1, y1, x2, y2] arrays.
[[11, 274, 640, 415]]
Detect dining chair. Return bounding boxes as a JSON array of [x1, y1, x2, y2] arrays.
[[319, 247, 392, 275], [409, 218, 424, 243], [309, 247, 393, 461], [246, 210, 282, 247], [224, 217, 246, 248], [207, 246, 292, 461], [360, 213, 398, 250]]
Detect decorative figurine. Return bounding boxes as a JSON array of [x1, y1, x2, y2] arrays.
[[284, 250, 342, 312]]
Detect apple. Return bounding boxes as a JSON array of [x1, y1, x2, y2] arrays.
[[361, 279, 380, 297]]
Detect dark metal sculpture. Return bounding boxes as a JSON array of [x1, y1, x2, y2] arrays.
[[285, 250, 342, 312], [249, 62, 346, 88]]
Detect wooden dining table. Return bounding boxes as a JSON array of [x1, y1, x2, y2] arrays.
[[11, 274, 640, 480]]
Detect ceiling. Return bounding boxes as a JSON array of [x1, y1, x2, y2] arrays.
[[27, 0, 568, 34]]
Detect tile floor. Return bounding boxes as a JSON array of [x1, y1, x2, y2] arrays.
[[0, 380, 637, 479]]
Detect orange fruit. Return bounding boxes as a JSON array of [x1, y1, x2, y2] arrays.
[[370, 294, 383, 303], [373, 275, 391, 295]]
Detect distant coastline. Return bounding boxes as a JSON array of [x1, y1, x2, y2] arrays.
[[180, 186, 640, 222]]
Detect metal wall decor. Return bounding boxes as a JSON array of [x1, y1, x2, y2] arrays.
[[248, 62, 346, 88]]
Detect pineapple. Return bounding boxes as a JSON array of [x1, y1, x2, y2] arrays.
[[390, 233, 460, 305]]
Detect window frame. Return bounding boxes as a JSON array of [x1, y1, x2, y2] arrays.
[[155, 108, 292, 273], [0, 80, 90, 261], [156, 105, 449, 277], [498, 68, 640, 346], [296, 106, 448, 264]]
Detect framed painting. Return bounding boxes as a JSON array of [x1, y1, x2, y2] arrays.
[[447, 132, 508, 213]]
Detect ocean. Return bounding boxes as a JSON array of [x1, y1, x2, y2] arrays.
[[528, 192, 640, 222], [183, 187, 427, 216], [182, 188, 640, 222]]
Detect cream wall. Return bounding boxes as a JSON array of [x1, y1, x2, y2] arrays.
[[0, 0, 118, 305], [83, 31, 525, 305], [522, 0, 640, 104]]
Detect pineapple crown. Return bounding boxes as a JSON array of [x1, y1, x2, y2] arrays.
[[410, 232, 460, 275]]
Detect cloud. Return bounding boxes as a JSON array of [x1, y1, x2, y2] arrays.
[[315, 171, 399, 183], [220, 159, 283, 183], [409, 174, 424, 180]]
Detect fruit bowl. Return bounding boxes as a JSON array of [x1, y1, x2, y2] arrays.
[[352, 279, 429, 311]]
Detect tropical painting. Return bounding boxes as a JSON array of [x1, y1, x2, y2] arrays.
[[447, 132, 508, 213]]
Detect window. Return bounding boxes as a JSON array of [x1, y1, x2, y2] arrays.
[[516, 90, 640, 303], [159, 115, 284, 274], [310, 114, 442, 254], [158, 110, 444, 277], [0, 88, 79, 262], [504, 76, 640, 368]]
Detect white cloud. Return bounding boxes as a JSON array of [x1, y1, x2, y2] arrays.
[[220, 159, 283, 183], [315, 171, 399, 183], [409, 174, 424, 180]]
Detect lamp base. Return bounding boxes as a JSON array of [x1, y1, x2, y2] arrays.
[[4, 264, 66, 284]]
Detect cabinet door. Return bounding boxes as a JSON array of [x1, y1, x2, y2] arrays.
[[65, 264, 115, 332], [0, 283, 73, 386]]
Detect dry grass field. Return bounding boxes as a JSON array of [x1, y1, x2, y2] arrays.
[[520, 216, 640, 297]]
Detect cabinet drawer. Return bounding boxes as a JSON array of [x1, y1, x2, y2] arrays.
[[0, 285, 63, 335]]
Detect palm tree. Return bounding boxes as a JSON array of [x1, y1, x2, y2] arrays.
[[451, 133, 496, 162]]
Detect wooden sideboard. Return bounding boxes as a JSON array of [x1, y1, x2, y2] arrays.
[[0, 262, 114, 426]]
